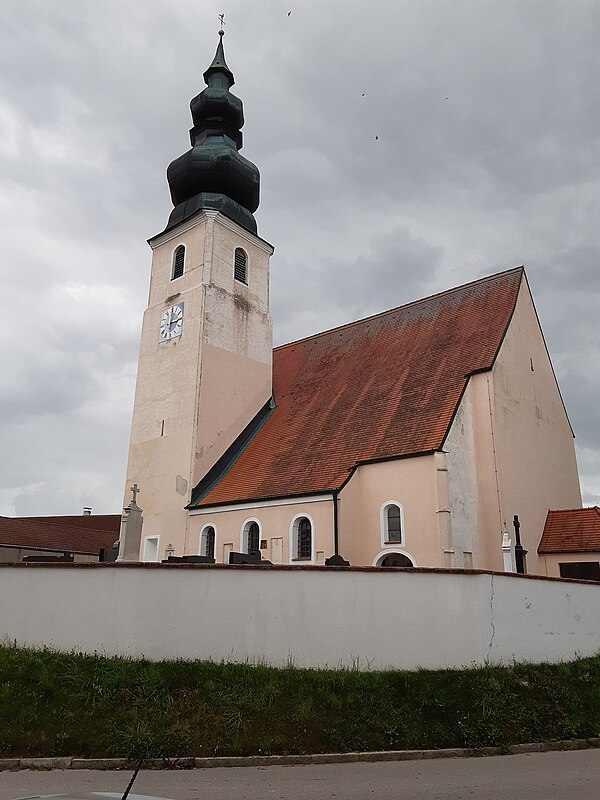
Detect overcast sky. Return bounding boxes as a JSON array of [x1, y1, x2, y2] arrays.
[[0, 0, 598, 517]]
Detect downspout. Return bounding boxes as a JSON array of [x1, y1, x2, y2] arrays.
[[325, 488, 349, 566], [332, 490, 339, 556]]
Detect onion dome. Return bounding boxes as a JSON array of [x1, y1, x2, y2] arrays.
[[166, 32, 260, 234]]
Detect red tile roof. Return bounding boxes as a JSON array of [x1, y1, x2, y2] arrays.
[[193, 267, 524, 507], [16, 514, 121, 532], [538, 507, 600, 553], [0, 515, 120, 555]]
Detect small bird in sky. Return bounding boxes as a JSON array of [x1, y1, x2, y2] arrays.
[[375, 135, 379, 140], [361, 93, 365, 96], [288, 11, 292, 15]]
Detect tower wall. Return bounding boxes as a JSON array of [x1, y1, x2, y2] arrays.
[[192, 214, 273, 491], [123, 211, 273, 559]]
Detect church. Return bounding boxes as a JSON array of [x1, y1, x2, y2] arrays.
[[119, 33, 591, 578]]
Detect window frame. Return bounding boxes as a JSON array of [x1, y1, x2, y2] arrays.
[[199, 523, 216, 560], [289, 513, 315, 563], [380, 500, 405, 548], [171, 244, 186, 281], [233, 247, 248, 285], [241, 517, 261, 556]]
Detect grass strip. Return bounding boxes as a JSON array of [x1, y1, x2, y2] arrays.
[[0, 644, 599, 758]]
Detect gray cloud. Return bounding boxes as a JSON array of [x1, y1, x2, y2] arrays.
[[0, 0, 598, 514]]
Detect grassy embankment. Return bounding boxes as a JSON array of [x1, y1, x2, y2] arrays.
[[0, 644, 599, 758]]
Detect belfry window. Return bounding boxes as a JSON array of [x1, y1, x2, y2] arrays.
[[234, 248, 248, 284], [172, 245, 185, 280]]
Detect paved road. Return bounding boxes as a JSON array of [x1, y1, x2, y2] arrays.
[[1, 750, 599, 800]]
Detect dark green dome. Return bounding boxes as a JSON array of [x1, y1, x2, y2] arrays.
[[166, 34, 260, 234]]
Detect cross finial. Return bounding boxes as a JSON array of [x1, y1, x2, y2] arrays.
[[218, 13, 225, 35], [130, 483, 140, 504]]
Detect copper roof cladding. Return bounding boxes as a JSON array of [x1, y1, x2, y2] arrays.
[[0, 515, 120, 555], [193, 267, 524, 508], [538, 507, 600, 553]]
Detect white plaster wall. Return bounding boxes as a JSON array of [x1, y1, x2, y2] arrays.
[[445, 386, 483, 568], [1, 566, 597, 670]]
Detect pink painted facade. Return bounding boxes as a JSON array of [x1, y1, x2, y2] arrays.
[[183, 277, 581, 576]]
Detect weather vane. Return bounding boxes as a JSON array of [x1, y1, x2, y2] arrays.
[[218, 13, 225, 35]]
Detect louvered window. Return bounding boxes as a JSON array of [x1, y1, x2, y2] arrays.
[[234, 248, 247, 283], [172, 245, 185, 280], [297, 517, 312, 559]]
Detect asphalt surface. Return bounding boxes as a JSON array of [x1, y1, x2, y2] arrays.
[[1, 750, 599, 800]]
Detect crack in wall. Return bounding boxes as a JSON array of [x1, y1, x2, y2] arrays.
[[487, 573, 496, 661]]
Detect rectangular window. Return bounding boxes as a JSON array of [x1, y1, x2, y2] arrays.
[[559, 561, 600, 581]]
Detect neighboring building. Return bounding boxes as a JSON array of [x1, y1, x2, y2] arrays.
[[0, 514, 120, 563], [538, 507, 600, 580], [122, 33, 583, 575]]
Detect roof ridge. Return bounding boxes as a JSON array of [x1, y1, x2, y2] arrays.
[[274, 266, 524, 352], [5, 516, 115, 533], [16, 514, 118, 519], [550, 506, 598, 513]]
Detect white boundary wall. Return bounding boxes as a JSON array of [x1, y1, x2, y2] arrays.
[[1, 565, 598, 670]]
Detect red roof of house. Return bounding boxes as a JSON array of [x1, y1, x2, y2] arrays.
[[16, 514, 121, 532], [0, 515, 120, 555], [193, 267, 524, 508], [538, 507, 600, 553]]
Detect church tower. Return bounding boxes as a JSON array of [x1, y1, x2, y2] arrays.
[[122, 32, 274, 560]]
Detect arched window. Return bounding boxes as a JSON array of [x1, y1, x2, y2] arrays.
[[242, 520, 260, 555], [290, 514, 313, 561], [200, 525, 215, 559], [297, 517, 312, 559], [172, 245, 185, 280], [386, 505, 402, 542], [381, 501, 404, 545], [234, 248, 248, 284], [373, 549, 416, 568], [380, 553, 414, 568]]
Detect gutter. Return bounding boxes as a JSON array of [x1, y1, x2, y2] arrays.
[[332, 490, 340, 557]]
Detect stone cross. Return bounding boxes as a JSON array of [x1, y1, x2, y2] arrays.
[[130, 483, 140, 504]]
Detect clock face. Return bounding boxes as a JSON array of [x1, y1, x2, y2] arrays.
[[159, 302, 184, 341]]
